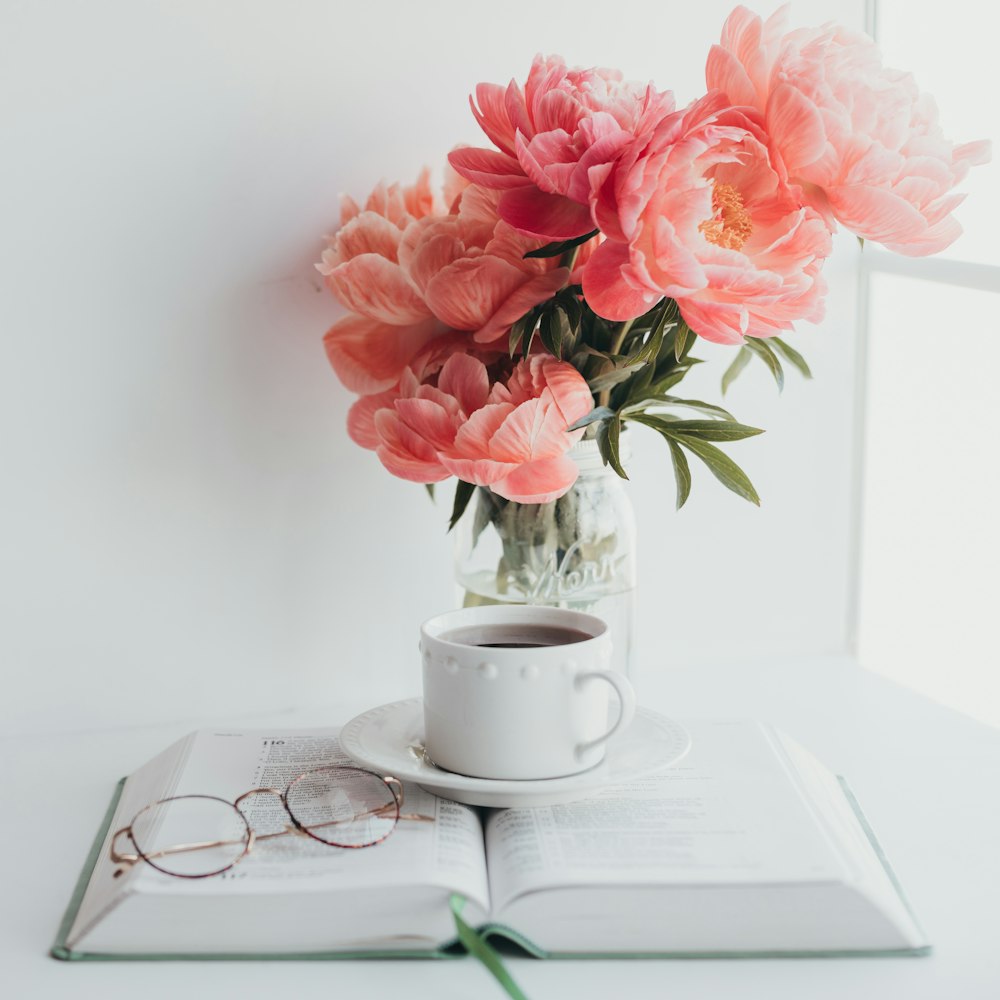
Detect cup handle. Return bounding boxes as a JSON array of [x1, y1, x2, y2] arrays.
[[574, 670, 637, 759]]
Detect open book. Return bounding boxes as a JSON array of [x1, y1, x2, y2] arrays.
[[54, 720, 929, 959]]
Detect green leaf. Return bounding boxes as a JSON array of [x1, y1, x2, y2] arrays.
[[597, 417, 629, 479], [624, 357, 655, 403], [524, 316, 541, 357], [657, 396, 736, 421], [667, 439, 692, 510], [579, 345, 621, 363], [539, 308, 567, 359], [659, 418, 763, 441], [523, 229, 600, 259], [471, 486, 493, 549], [770, 337, 813, 380], [744, 338, 785, 392], [857, 235, 865, 250], [539, 310, 555, 356], [558, 290, 583, 333], [588, 362, 647, 393], [626, 300, 674, 367], [508, 313, 529, 358], [623, 396, 735, 420], [567, 406, 616, 431], [646, 370, 689, 396], [629, 413, 763, 441], [674, 321, 695, 362], [721, 347, 752, 395], [424, 483, 435, 501], [673, 436, 760, 505], [448, 479, 476, 532]]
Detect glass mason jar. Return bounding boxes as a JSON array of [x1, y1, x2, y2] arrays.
[[453, 435, 637, 682]]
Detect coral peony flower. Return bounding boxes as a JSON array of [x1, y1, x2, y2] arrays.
[[439, 355, 593, 503], [348, 353, 491, 483], [449, 56, 675, 240], [319, 170, 449, 394], [584, 92, 831, 344], [398, 184, 571, 344], [706, 5, 991, 255]]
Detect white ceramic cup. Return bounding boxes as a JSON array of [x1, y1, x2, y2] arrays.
[[419, 605, 636, 780]]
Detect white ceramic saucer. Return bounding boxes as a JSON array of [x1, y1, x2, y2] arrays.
[[340, 698, 691, 808]]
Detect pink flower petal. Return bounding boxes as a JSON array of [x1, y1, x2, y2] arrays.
[[474, 268, 570, 344], [489, 398, 577, 461], [424, 256, 525, 331], [581, 240, 660, 321], [705, 44, 759, 106], [373, 410, 450, 483], [491, 455, 580, 503], [437, 353, 491, 415], [534, 88, 584, 135], [446, 402, 515, 462], [516, 130, 577, 194], [323, 315, 444, 394], [534, 359, 594, 430], [394, 397, 461, 451], [826, 184, 928, 243], [329, 212, 402, 263], [325, 254, 430, 324], [471, 83, 518, 156], [765, 83, 829, 175], [346, 390, 396, 450], [498, 186, 596, 239], [447, 147, 527, 190]]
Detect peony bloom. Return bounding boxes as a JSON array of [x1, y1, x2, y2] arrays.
[[398, 184, 571, 344], [584, 92, 831, 344], [318, 170, 446, 393], [706, 5, 991, 255], [449, 55, 675, 240], [348, 353, 491, 483], [348, 353, 592, 503], [439, 355, 593, 503]]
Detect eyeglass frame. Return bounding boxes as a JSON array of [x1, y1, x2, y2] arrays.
[[110, 764, 432, 880]]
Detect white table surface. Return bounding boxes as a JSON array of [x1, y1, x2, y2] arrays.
[[5, 653, 1000, 1000]]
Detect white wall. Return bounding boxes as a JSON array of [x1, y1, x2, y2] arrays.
[[1, 0, 866, 735]]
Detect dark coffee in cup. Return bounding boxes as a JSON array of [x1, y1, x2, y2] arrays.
[[440, 623, 593, 649]]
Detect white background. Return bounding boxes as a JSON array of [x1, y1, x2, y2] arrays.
[[4, 3, 1000, 999], [7, 0, 995, 739]]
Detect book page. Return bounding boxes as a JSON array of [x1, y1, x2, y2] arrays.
[[123, 729, 490, 912], [485, 719, 853, 915]]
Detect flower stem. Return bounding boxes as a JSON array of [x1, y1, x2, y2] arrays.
[[561, 244, 582, 274], [609, 318, 635, 356], [598, 319, 635, 407]]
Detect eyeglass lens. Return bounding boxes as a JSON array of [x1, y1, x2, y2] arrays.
[[284, 766, 399, 847], [130, 795, 250, 878]]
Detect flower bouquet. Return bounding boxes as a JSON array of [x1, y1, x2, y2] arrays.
[[315, 5, 988, 667]]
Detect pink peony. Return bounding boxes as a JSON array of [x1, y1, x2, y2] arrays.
[[348, 353, 490, 483], [584, 92, 832, 344], [349, 353, 593, 504], [706, 5, 991, 255], [318, 170, 446, 393], [398, 184, 571, 344], [449, 55, 675, 240], [439, 355, 593, 503]]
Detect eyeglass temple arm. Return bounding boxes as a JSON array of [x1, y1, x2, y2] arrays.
[[111, 825, 256, 866]]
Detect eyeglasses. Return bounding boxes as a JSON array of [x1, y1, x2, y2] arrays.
[[109, 765, 432, 879]]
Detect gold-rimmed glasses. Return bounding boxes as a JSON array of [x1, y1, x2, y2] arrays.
[[109, 765, 433, 879]]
